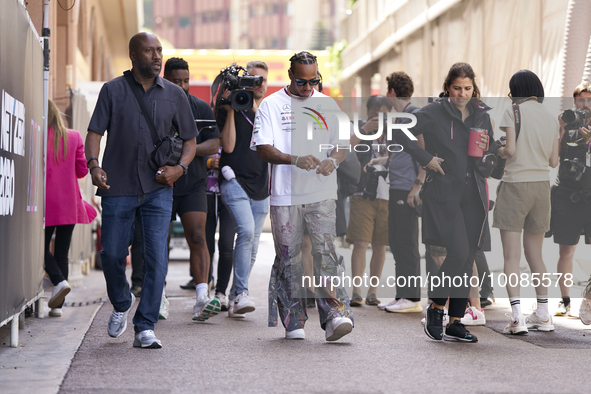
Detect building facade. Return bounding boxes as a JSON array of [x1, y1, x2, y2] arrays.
[[338, 0, 591, 100], [151, 0, 344, 50]]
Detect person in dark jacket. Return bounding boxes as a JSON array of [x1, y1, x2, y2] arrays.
[[396, 62, 497, 342]]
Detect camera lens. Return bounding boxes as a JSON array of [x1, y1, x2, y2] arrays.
[[561, 109, 576, 124], [229, 89, 254, 111], [235, 92, 249, 106]]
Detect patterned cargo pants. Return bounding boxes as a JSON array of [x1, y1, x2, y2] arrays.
[[268, 199, 353, 331]]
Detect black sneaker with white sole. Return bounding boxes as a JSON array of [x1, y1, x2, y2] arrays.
[[424, 305, 444, 340], [443, 320, 478, 342]]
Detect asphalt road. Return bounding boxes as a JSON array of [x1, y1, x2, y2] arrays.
[[2, 232, 591, 393]]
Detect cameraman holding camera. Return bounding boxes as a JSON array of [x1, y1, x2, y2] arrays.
[[347, 96, 392, 307], [552, 83, 591, 317], [216, 61, 269, 318]]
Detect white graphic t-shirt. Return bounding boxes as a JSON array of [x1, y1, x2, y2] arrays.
[[251, 87, 343, 206]]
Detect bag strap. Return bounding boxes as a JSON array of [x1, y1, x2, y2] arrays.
[[210, 72, 224, 109], [411, 158, 420, 176], [124, 70, 160, 147], [512, 104, 521, 140]]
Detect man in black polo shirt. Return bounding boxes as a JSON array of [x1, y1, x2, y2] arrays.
[[86, 33, 197, 349], [163, 57, 222, 321], [216, 60, 269, 317]]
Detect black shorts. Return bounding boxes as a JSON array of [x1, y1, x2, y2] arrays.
[[172, 188, 207, 221], [551, 188, 591, 245]]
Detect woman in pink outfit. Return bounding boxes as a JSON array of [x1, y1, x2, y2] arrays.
[[45, 100, 97, 316]]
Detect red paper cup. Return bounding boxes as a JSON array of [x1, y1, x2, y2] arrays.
[[468, 128, 488, 157]]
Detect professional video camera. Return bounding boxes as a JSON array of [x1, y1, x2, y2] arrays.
[[211, 64, 263, 111], [561, 108, 589, 131], [560, 157, 586, 182], [363, 164, 389, 201]]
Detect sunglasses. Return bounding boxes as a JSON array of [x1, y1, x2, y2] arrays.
[[294, 78, 321, 86]]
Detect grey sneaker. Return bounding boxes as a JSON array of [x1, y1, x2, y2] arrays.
[[133, 330, 162, 349], [107, 292, 136, 338]]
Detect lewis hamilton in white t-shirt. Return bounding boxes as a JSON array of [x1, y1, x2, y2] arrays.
[[251, 51, 354, 341]]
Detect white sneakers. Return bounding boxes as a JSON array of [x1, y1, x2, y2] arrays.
[[325, 317, 353, 341], [580, 298, 591, 325], [503, 315, 528, 335], [49, 308, 62, 317], [228, 297, 245, 318], [377, 299, 399, 310], [461, 306, 486, 326], [226, 292, 255, 318], [283, 318, 353, 341], [525, 311, 555, 331], [216, 293, 228, 311], [503, 311, 554, 335], [385, 299, 423, 313], [192, 296, 221, 322], [285, 328, 306, 340], [48, 280, 71, 309], [233, 292, 255, 314]]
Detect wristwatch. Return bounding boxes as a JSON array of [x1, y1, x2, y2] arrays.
[[328, 157, 339, 169], [87, 157, 98, 168], [178, 162, 188, 175]]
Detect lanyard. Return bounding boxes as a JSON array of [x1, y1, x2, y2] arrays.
[[240, 110, 254, 127]]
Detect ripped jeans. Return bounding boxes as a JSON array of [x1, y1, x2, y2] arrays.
[[268, 200, 354, 331]]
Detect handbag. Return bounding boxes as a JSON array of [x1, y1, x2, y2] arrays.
[[474, 151, 498, 178], [123, 70, 183, 168], [337, 150, 361, 198], [337, 150, 361, 186], [491, 104, 521, 180]]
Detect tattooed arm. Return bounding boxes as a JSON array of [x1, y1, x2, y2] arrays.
[[179, 137, 197, 167]]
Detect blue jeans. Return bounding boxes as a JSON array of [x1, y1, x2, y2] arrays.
[[220, 179, 269, 300], [100, 187, 173, 332]]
